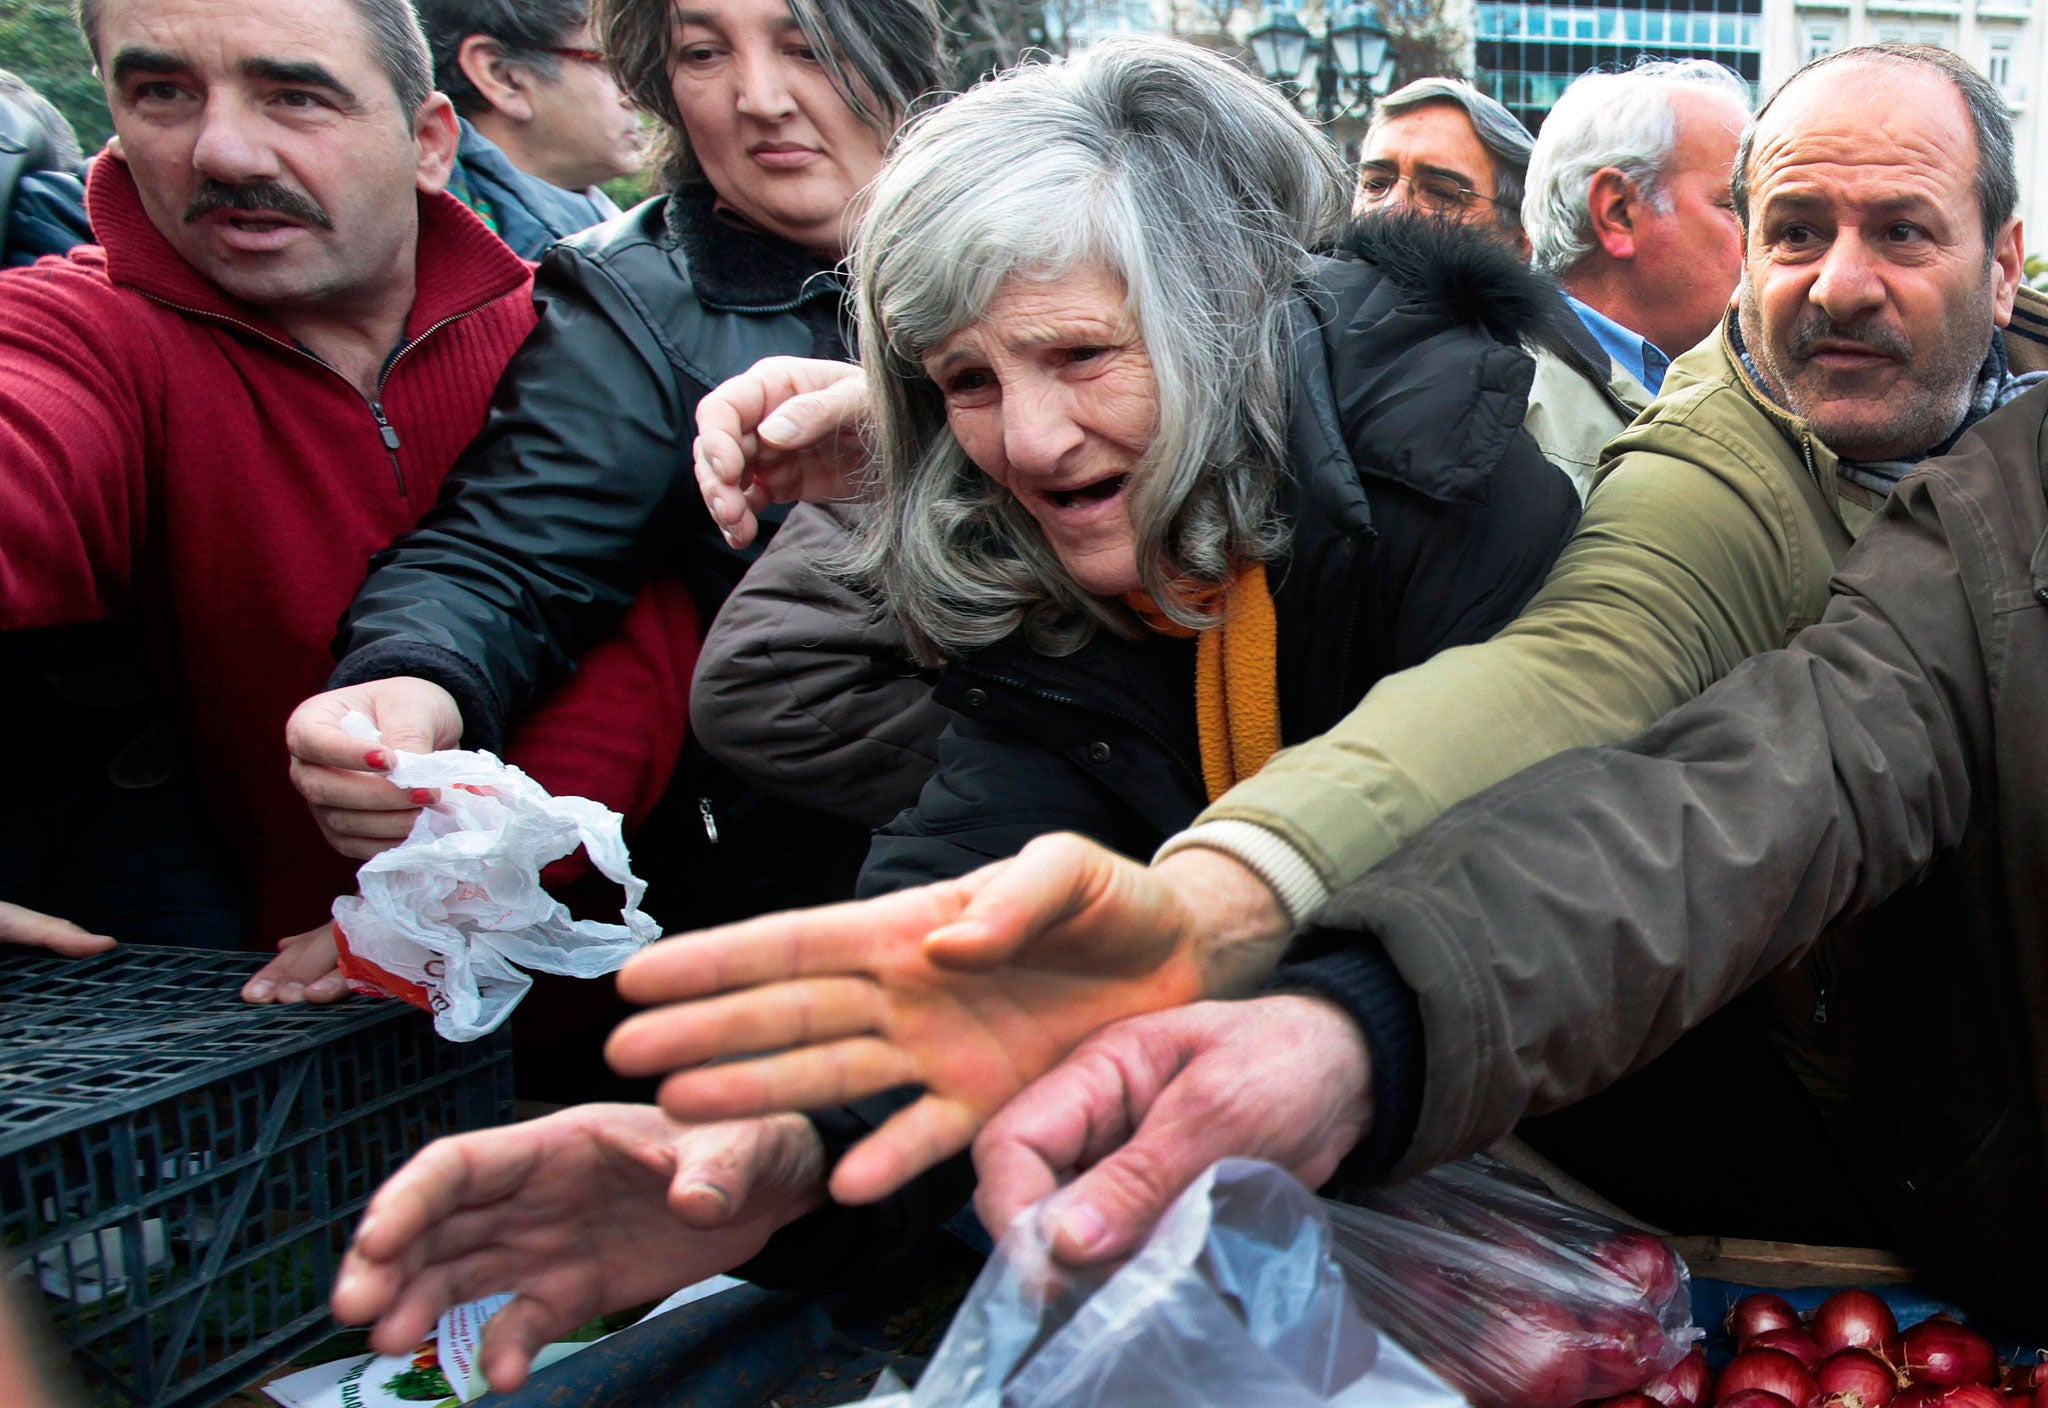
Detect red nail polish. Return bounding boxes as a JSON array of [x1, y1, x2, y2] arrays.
[[409, 789, 434, 805], [365, 749, 389, 770]]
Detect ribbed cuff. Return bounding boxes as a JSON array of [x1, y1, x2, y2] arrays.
[[327, 639, 506, 755], [1155, 820, 1332, 928], [1268, 935, 1424, 1186]]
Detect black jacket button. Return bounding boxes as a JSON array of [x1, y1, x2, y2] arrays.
[[1088, 741, 1112, 764], [963, 688, 988, 708]]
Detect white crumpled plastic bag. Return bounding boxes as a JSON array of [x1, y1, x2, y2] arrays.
[[329, 710, 660, 1042], [864, 1159, 1464, 1408]]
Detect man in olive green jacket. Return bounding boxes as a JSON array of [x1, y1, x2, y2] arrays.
[[624, 41, 2048, 1236]]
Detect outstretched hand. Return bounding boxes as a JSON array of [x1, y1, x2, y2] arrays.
[[694, 356, 869, 548], [972, 995, 1374, 1266], [605, 834, 1292, 1206], [286, 676, 463, 860], [332, 1106, 824, 1396]]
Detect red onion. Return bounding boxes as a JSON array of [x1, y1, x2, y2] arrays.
[[1817, 1349, 1899, 1408], [1719, 1348, 1820, 1408], [1596, 1229, 1684, 1307], [1941, 1386, 2011, 1408], [1722, 1393, 1800, 1408], [1893, 1322, 1998, 1388], [1731, 1294, 1806, 1346], [1597, 1397, 1667, 1408], [1813, 1291, 1900, 1359], [1894, 1387, 1950, 1408], [1473, 1297, 1590, 1408], [1752, 1329, 1826, 1371], [1645, 1349, 1717, 1408]]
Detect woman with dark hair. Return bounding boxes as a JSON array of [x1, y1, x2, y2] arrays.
[[283, 0, 950, 943]]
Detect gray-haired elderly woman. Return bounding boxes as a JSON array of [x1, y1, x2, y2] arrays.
[[635, 37, 1580, 1208]]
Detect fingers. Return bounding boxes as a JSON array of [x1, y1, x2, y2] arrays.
[[284, 678, 461, 773], [0, 901, 116, 956], [757, 375, 868, 451], [694, 356, 866, 546], [616, 883, 965, 1005], [477, 1295, 567, 1394], [666, 1113, 826, 1229], [651, 1037, 919, 1124], [606, 977, 885, 1077], [828, 1094, 981, 1206], [922, 835, 1123, 972], [971, 1037, 1152, 1240], [243, 924, 343, 1004]]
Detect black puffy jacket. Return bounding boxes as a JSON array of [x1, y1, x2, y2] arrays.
[[858, 217, 1583, 896]]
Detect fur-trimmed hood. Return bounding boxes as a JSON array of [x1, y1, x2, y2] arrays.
[[1330, 210, 1561, 348]]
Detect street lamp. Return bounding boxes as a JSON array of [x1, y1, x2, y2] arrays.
[[1247, 0, 1394, 124]]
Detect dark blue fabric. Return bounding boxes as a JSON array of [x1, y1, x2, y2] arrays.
[[446, 119, 615, 260]]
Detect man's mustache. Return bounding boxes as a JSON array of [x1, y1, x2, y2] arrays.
[[183, 180, 333, 230], [1787, 310, 1912, 363]]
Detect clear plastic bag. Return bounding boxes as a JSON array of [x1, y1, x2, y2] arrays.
[[329, 711, 660, 1042], [863, 1159, 1464, 1408], [1326, 1156, 1699, 1408]]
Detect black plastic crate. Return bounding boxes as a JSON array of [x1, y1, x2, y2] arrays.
[[0, 946, 515, 1408]]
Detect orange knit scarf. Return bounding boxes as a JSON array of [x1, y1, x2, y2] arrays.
[[1123, 561, 1282, 802]]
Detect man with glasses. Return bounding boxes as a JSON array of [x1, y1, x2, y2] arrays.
[[1355, 77, 1533, 253], [419, 0, 643, 258], [1357, 76, 1645, 498]]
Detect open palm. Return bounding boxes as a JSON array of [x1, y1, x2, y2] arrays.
[[606, 835, 1211, 1205]]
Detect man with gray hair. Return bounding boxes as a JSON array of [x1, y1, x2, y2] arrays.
[[1357, 76, 1645, 496], [417, 0, 641, 258], [1525, 61, 1751, 399]]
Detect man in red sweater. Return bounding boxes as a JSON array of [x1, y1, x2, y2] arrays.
[[0, 0, 695, 997]]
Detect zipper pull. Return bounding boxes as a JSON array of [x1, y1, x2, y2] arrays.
[[698, 797, 719, 844], [369, 401, 401, 451]]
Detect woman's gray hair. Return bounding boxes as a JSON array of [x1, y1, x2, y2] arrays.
[[1524, 59, 1751, 277], [841, 37, 1348, 664], [1368, 77, 1533, 236]]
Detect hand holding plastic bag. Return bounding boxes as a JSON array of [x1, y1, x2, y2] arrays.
[[330, 711, 659, 1041], [865, 1159, 1463, 1408]]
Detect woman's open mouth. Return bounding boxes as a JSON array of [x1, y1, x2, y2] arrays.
[[1046, 474, 1130, 510]]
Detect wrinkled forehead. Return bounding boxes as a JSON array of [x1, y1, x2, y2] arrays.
[[1747, 61, 1976, 210]]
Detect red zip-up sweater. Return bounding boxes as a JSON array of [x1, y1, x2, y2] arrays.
[[0, 158, 696, 940]]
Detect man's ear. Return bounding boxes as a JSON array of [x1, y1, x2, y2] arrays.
[[456, 34, 535, 123], [413, 93, 460, 194], [1586, 167, 1638, 260], [1991, 216, 2024, 327]]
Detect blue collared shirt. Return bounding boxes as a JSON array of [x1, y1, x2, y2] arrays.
[[1565, 294, 1671, 397]]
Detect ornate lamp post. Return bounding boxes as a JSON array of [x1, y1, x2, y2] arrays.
[[1247, 0, 1394, 124]]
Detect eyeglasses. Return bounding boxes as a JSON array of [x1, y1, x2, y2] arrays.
[[1356, 170, 1506, 215], [544, 45, 607, 65]]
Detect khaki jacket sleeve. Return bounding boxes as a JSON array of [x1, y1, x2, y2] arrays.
[[1196, 387, 1835, 896], [1317, 449, 2000, 1179]]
